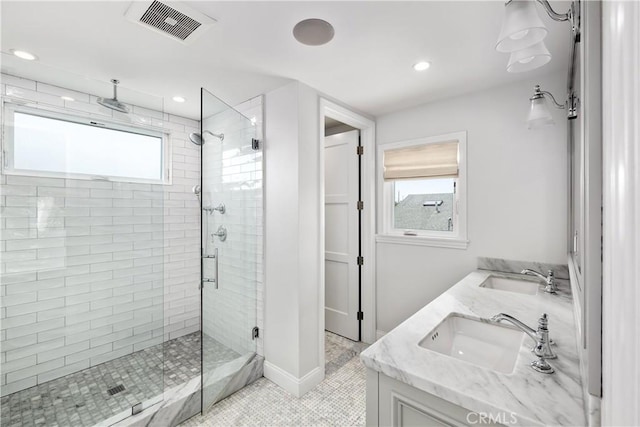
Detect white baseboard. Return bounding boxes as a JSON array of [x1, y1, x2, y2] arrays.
[[376, 330, 387, 340], [263, 361, 323, 398]]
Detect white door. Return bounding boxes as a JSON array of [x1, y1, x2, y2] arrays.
[[324, 129, 360, 341]]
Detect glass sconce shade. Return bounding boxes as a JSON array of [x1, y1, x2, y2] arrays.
[[496, 0, 548, 52], [527, 96, 555, 129], [507, 41, 552, 72]]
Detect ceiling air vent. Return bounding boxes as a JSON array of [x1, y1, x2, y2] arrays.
[[125, 1, 216, 44]]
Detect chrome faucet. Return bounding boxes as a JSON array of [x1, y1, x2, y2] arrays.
[[491, 313, 556, 374], [521, 269, 557, 294]]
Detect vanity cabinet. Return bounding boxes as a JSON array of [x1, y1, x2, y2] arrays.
[[366, 369, 502, 427]]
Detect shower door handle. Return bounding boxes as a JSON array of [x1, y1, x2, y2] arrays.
[[202, 248, 219, 289], [213, 248, 218, 289]]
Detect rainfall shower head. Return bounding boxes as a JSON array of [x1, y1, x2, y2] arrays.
[[189, 130, 224, 146], [97, 79, 130, 113]]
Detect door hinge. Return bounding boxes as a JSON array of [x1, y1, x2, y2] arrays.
[[356, 146, 364, 156], [357, 200, 364, 210], [252, 326, 259, 340], [357, 311, 364, 321], [357, 256, 364, 266], [251, 138, 260, 150]]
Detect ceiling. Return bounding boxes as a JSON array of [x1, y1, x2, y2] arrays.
[[0, 1, 571, 120]]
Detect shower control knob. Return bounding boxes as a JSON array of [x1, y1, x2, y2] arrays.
[[212, 226, 227, 242]]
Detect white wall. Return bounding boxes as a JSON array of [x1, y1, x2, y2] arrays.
[[0, 74, 201, 396], [263, 82, 321, 395], [601, 1, 640, 425], [375, 72, 568, 333], [263, 81, 374, 396]]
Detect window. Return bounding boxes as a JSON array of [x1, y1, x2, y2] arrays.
[[393, 178, 456, 232], [3, 104, 169, 183], [377, 131, 467, 248]]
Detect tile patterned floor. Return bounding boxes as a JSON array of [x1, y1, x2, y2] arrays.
[[181, 332, 368, 427], [0, 333, 238, 427]]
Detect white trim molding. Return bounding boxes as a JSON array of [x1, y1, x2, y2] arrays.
[[319, 98, 377, 352], [375, 234, 468, 249], [377, 131, 468, 248], [601, 1, 640, 425], [376, 330, 387, 341], [263, 361, 323, 398]]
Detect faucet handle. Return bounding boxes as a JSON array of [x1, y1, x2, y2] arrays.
[[538, 313, 549, 328], [544, 270, 557, 294], [533, 313, 557, 359]]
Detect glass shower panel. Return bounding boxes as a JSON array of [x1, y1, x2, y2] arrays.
[[0, 69, 165, 426], [200, 88, 258, 411]]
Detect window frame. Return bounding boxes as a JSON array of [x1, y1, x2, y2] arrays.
[[1, 102, 171, 185], [377, 131, 468, 249]]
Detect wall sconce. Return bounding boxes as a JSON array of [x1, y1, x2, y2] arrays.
[[496, 0, 548, 53], [527, 85, 578, 129], [507, 41, 551, 73], [496, 0, 580, 73]]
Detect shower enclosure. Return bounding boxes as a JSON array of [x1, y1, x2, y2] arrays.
[[0, 70, 263, 426], [0, 76, 169, 426], [199, 88, 262, 412]]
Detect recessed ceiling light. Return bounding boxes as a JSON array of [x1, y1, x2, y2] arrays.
[[172, 96, 186, 103], [11, 49, 37, 61], [61, 96, 75, 102], [413, 61, 431, 71], [293, 19, 335, 46]]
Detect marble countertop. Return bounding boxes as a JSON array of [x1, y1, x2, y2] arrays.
[[360, 270, 585, 426]]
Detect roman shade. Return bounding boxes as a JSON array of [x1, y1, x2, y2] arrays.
[[383, 140, 459, 180]]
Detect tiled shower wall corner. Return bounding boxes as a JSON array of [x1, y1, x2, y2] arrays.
[[0, 73, 201, 396], [202, 96, 263, 357]]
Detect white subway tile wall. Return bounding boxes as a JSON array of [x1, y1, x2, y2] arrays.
[[201, 96, 263, 357], [0, 74, 201, 396]]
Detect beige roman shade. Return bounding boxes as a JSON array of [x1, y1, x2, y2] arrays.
[[383, 140, 459, 180]]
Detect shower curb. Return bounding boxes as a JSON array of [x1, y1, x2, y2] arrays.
[[109, 355, 264, 427]]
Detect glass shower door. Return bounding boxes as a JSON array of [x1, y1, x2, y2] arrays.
[[200, 88, 259, 411]]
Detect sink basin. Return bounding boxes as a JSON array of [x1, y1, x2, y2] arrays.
[[419, 314, 525, 374], [479, 275, 539, 295]]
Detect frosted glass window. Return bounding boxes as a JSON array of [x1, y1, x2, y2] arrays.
[[11, 111, 164, 182]]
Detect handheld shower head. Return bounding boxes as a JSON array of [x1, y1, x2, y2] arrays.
[[97, 79, 130, 113]]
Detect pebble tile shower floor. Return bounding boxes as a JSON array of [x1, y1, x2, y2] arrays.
[[1, 333, 238, 427], [182, 332, 368, 427]]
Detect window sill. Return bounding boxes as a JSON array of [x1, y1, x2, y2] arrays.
[[375, 234, 469, 249]]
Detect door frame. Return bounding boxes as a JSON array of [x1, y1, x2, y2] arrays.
[[323, 129, 361, 341], [319, 98, 376, 362]]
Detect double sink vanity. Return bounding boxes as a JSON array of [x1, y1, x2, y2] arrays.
[[361, 265, 585, 426]]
